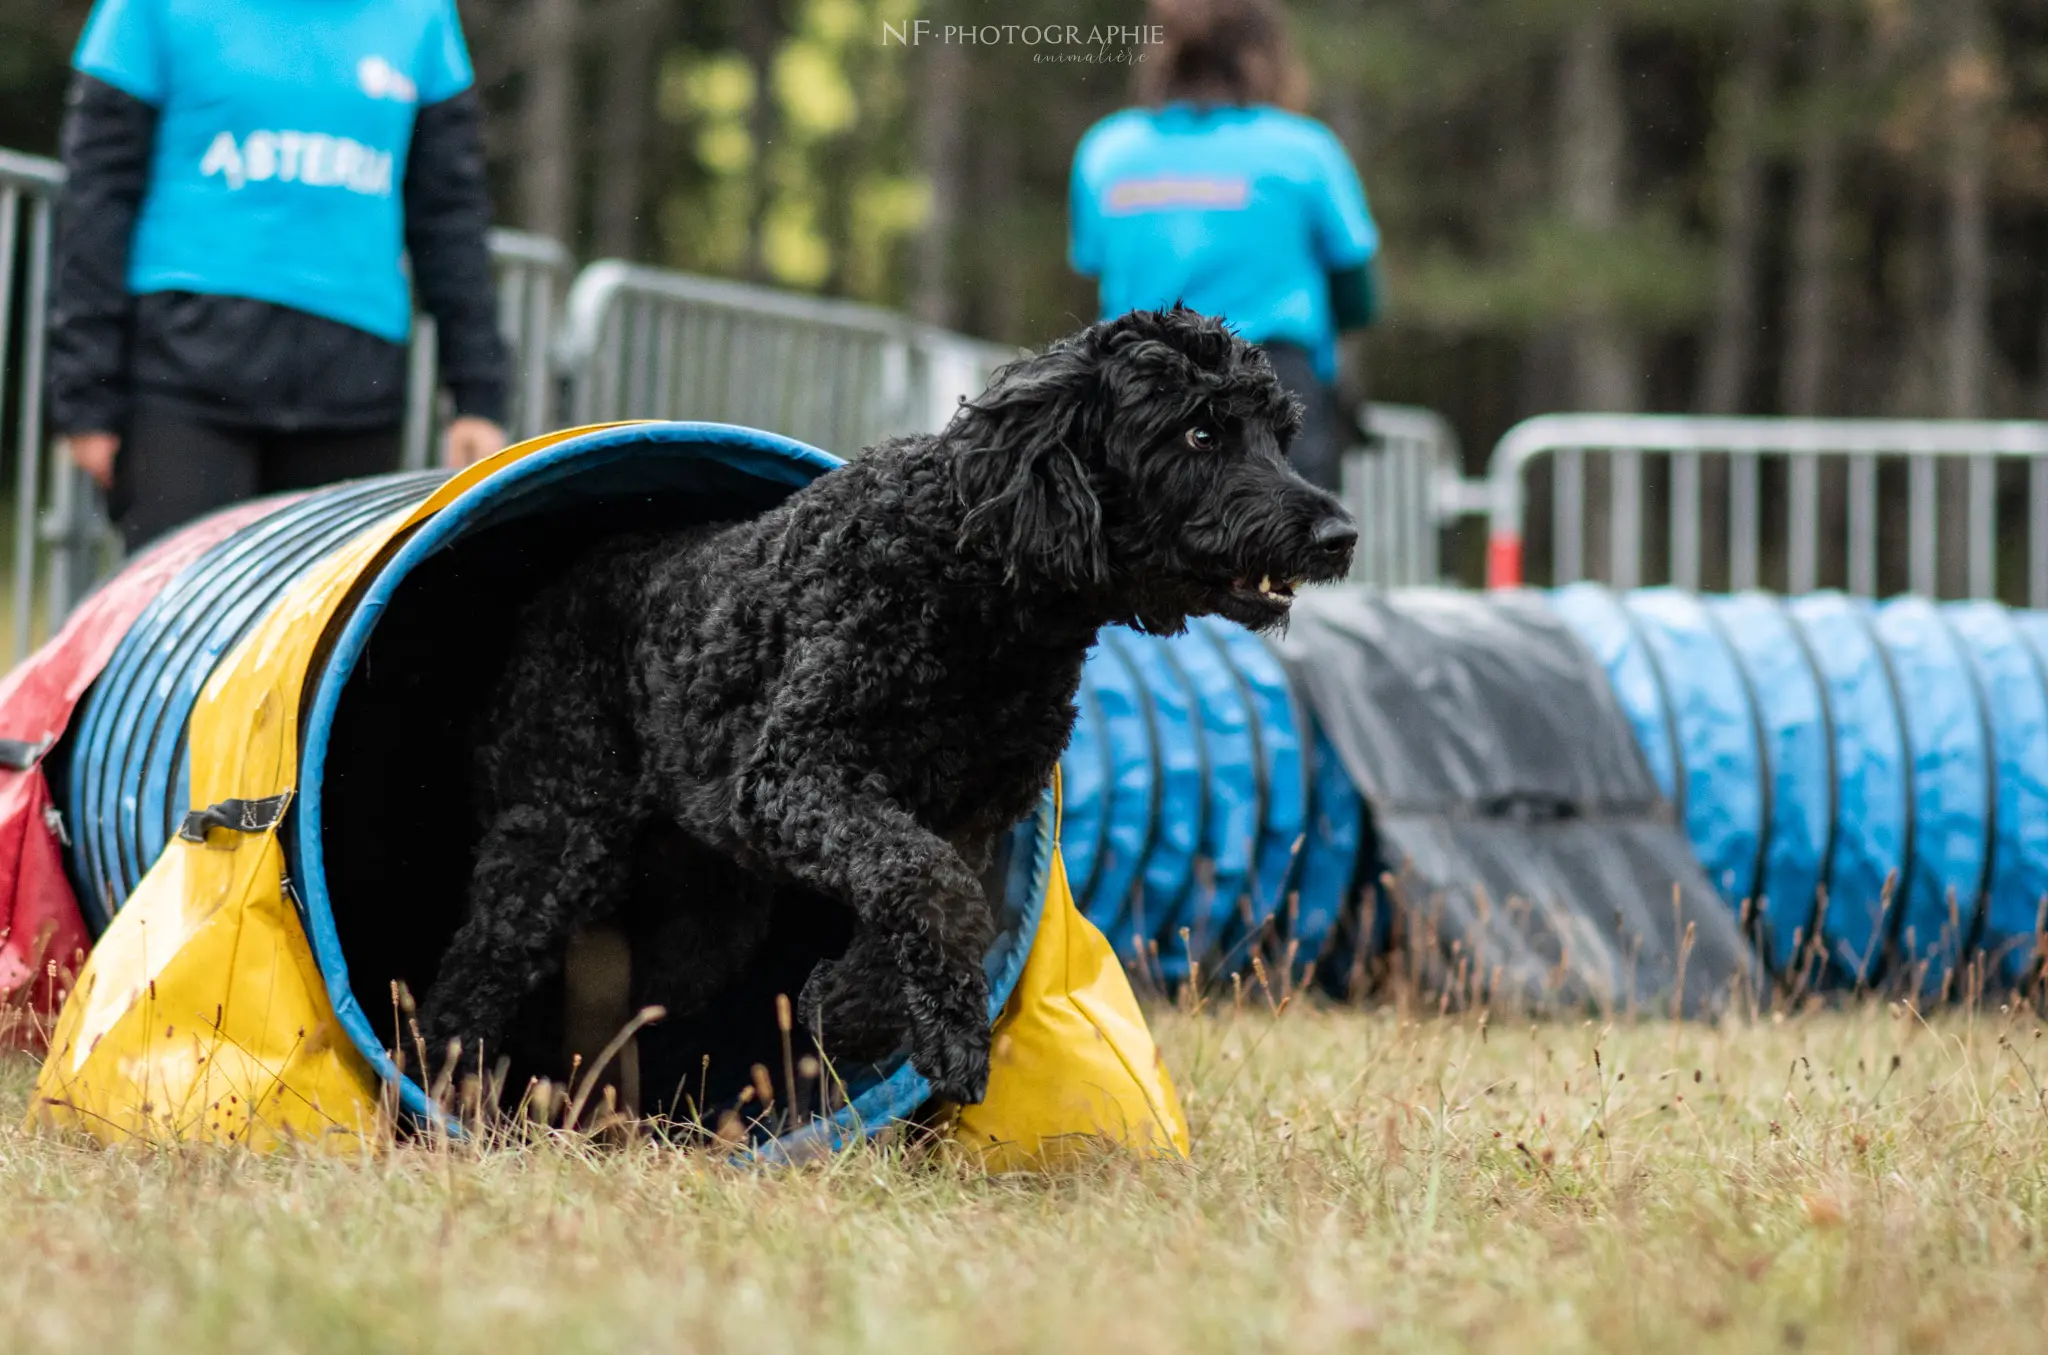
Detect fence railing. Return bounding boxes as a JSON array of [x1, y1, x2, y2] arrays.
[[1344, 402, 1460, 587], [0, 147, 114, 665], [1481, 414, 2048, 604], [554, 260, 1019, 456]]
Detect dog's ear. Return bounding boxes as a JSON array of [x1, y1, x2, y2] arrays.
[[950, 342, 1112, 592]]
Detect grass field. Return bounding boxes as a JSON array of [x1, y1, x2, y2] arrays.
[[3, 1000, 2047, 1354]]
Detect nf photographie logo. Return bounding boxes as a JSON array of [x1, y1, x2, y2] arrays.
[[882, 20, 1161, 62]]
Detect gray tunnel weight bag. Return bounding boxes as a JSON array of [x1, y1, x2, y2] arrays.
[[1270, 587, 1757, 1014]]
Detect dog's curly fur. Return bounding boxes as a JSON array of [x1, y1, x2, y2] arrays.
[[418, 306, 1356, 1105]]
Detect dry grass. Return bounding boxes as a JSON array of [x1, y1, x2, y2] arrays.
[[3, 999, 2048, 1353]]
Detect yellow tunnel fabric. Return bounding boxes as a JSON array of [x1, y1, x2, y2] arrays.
[[954, 840, 1191, 1171], [29, 426, 625, 1149]]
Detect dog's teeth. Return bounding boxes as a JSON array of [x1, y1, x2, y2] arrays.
[[1258, 576, 1272, 595]]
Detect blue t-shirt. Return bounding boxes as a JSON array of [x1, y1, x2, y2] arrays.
[[1069, 105, 1378, 383], [74, 0, 475, 344]]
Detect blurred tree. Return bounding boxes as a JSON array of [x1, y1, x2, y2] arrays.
[[518, 0, 583, 241], [1700, 0, 1779, 416], [1557, 9, 1643, 413], [1781, 0, 1847, 418]]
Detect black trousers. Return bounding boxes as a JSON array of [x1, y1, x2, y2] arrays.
[[111, 396, 402, 551], [1257, 342, 1349, 494]]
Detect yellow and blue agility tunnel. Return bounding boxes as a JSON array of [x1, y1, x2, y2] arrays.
[[26, 422, 1186, 1163]]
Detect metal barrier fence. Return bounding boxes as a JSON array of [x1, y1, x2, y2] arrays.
[[1482, 414, 2048, 604], [399, 227, 575, 468], [0, 147, 114, 666], [1344, 402, 1460, 587], [554, 260, 1019, 456]]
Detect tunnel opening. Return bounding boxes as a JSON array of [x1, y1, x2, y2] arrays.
[[289, 426, 1049, 1137]]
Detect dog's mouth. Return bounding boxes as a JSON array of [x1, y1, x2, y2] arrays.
[[1230, 572, 1305, 605], [1211, 571, 1307, 626]]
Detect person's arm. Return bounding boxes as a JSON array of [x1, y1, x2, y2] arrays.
[[1330, 260, 1380, 332], [1309, 125, 1381, 334], [48, 73, 157, 479], [402, 87, 509, 465], [1067, 126, 1104, 281]]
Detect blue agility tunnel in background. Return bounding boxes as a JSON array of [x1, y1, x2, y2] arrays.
[[1059, 619, 1364, 987], [1065, 582, 2048, 1005], [1552, 585, 2048, 991]]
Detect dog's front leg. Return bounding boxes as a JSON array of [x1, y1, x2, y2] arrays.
[[729, 781, 995, 1104], [419, 800, 636, 1069]]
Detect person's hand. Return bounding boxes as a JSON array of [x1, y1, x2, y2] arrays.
[[64, 432, 120, 490], [441, 416, 508, 470]]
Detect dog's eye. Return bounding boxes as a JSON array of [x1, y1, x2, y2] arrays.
[[1184, 426, 1218, 451]]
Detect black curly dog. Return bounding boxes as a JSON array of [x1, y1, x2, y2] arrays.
[[417, 306, 1357, 1105]]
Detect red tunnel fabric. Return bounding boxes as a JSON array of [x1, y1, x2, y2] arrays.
[[0, 496, 292, 1032]]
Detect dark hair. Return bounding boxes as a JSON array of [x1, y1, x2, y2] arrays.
[[1140, 0, 1308, 110]]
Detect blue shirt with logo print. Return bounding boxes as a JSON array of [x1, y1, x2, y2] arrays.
[[1070, 104, 1378, 383], [73, 0, 475, 343]]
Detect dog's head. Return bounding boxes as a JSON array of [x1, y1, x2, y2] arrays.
[[950, 305, 1356, 632]]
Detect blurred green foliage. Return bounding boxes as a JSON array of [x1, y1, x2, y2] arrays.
[[9, 0, 2048, 456]]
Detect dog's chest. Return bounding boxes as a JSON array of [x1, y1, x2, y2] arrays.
[[861, 652, 1080, 832]]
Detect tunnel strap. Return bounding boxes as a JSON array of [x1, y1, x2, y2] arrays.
[[0, 736, 51, 771], [178, 791, 293, 844]]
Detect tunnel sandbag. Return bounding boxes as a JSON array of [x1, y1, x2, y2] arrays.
[[879, 828, 1190, 1171], [1274, 586, 1752, 1014], [26, 422, 1142, 1153]]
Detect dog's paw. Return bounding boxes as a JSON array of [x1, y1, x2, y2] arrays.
[[907, 969, 992, 1105], [800, 954, 910, 1066], [913, 1025, 991, 1106]]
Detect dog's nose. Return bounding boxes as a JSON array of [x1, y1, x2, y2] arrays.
[[1311, 514, 1358, 559]]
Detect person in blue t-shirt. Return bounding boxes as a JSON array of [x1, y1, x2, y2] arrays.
[[1069, 0, 1380, 491], [48, 0, 510, 549]]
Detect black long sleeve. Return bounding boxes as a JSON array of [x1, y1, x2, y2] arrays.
[[47, 73, 157, 435], [1330, 261, 1380, 332], [403, 88, 509, 425]]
